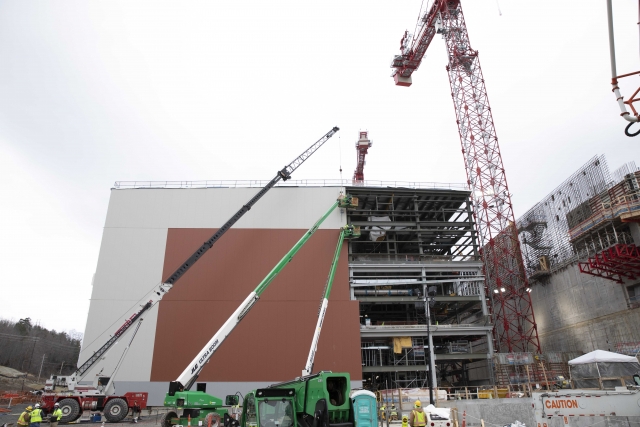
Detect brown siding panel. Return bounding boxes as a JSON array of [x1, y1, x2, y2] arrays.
[[151, 228, 362, 382]]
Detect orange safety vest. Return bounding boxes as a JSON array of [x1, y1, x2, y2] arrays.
[[412, 410, 426, 427]]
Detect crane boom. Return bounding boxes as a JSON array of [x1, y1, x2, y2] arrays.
[[73, 126, 340, 387], [391, 1, 539, 352], [171, 195, 357, 393], [163, 126, 340, 286], [302, 224, 359, 377]]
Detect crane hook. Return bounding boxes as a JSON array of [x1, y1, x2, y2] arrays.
[[625, 121, 640, 137]]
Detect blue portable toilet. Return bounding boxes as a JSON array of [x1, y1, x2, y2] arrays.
[[351, 390, 378, 427]]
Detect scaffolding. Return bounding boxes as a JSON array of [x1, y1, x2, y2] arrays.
[[516, 155, 640, 284]]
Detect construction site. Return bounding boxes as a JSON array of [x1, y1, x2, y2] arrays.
[[4, 1, 640, 427]]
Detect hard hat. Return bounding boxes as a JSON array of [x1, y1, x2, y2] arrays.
[[414, 400, 421, 408], [26, 406, 33, 411], [35, 404, 40, 408], [403, 416, 408, 421], [54, 403, 60, 407]]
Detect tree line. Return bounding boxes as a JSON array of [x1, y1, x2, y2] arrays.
[[0, 318, 81, 380]]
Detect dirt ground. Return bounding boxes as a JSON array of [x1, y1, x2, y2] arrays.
[[0, 366, 45, 392], [0, 405, 173, 427]]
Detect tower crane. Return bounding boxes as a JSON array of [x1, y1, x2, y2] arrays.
[[390, 0, 540, 353], [353, 131, 372, 183]]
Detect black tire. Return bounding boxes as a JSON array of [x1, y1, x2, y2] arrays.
[[58, 398, 81, 423], [205, 412, 221, 427], [103, 398, 129, 423], [160, 411, 178, 427]]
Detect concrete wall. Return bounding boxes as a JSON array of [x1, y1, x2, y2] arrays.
[[530, 263, 640, 353], [439, 399, 535, 427], [81, 186, 354, 404], [439, 398, 640, 427]]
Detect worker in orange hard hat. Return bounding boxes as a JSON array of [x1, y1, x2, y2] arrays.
[[409, 400, 426, 427]]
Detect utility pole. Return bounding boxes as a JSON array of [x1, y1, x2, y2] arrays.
[[59, 361, 65, 375], [37, 354, 46, 383], [21, 337, 38, 391]]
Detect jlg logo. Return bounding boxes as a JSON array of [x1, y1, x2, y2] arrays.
[[191, 339, 220, 374]]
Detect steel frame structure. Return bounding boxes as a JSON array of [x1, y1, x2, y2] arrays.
[[578, 243, 640, 283], [391, 0, 539, 353], [347, 186, 494, 390]]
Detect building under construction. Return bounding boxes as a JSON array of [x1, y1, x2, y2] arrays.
[[516, 155, 640, 355], [79, 180, 494, 405]]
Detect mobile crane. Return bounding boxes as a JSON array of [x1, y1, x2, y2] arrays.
[[161, 197, 360, 427], [41, 127, 341, 423]]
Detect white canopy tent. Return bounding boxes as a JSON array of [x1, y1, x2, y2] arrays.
[[568, 350, 640, 389], [568, 349, 639, 365]]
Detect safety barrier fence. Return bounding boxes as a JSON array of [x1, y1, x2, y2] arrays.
[[0, 391, 40, 408]]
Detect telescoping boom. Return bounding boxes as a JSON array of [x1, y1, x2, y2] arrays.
[[169, 194, 357, 394], [302, 224, 359, 376], [71, 127, 340, 388]]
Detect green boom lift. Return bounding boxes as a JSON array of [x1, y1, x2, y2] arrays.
[[161, 195, 359, 427]]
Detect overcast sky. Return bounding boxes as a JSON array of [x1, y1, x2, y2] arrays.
[[0, 1, 638, 334]]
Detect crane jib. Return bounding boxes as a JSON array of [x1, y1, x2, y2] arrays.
[[162, 127, 339, 286]]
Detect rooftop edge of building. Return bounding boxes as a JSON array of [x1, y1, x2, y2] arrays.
[[112, 179, 469, 193]]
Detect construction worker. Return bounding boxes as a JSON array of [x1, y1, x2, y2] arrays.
[[408, 400, 426, 427], [402, 415, 409, 427], [390, 404, 398, 421], [29, 404, 44, 427], [18, 406, 32, 427], [49, 403, 62, 427], [379, 403, 386, 421]]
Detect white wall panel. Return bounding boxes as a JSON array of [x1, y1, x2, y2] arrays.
[[104, 187, 346, 230], [80, 227, 168, 381]]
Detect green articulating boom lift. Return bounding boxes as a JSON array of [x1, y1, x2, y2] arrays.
[[230, 225, 362, 427], [161, 195, 358, 427]]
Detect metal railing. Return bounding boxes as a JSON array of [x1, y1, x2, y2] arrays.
[[112, 179, 468, 191]]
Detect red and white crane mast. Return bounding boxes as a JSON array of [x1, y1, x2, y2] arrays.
[[391, 0, 540, 353], [353, 131, 372, 183]]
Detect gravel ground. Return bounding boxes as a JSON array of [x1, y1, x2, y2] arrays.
[[0, 405, 174, 427], [1, 407, 405, 427]]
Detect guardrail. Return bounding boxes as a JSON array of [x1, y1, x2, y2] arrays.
[[112, 179, 468, 191]]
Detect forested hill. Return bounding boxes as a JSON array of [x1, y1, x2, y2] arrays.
[[0, 318, 81, 378]]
